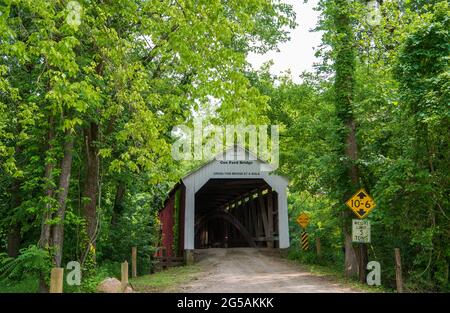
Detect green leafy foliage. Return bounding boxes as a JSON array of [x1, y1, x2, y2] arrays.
[[0, 0, 295, 291], [0, 245, 52, 281], [250, 0, 449, 292], [0, 0, 448, 293]]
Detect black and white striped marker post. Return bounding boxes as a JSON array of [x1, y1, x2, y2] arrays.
[[301, 231, 309, 251]]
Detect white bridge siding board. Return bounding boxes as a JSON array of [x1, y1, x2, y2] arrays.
[[182, 146, 290, 250]]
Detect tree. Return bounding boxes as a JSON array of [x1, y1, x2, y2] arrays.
[[0, 0, 295, 292]]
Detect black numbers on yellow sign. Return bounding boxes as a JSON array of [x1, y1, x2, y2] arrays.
[[350, 200, 371, 208]]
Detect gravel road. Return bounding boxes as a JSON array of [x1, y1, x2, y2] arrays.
[[177, 248, 363, 293]]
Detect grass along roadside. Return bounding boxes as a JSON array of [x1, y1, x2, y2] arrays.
[[290, 261, 393, 293], [0, 265, 200, 293], [130, 265, 201, 292], [0, 276, 38, 293]]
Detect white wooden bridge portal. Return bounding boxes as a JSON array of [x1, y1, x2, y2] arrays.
[[158, 146, 290, 263]]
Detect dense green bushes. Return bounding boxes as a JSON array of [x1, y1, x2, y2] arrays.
[[255, 1, 449, 292]]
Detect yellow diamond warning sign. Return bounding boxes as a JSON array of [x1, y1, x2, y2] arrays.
[[346, 188, 376, 219], [296, 213, 310, 228]]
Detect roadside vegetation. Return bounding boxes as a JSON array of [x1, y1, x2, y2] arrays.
[[0, 0, 448, 293], [130, 265, 201, 293]]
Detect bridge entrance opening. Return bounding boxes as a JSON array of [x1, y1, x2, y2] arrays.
[[194, 179, 279, 249]]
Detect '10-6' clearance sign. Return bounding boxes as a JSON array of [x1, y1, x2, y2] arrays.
[[345, 188, 376, 219]]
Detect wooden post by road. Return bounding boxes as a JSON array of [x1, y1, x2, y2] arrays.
[[121, 261, 129, 291], [395, 248, 403, 293], [131, 247, 137, 278], [315, 237, 322, 259], [50, 267, 64, 293]]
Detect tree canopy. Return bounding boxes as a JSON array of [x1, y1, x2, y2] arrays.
[[0, 0, 448, 292]]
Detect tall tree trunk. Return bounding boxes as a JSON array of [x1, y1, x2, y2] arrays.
[[102, 181, 125, 259], [344, 118, 364, 279], [80, 61, 104, 262], [82, 122, 99, 250], [333, 0, 363, 278], [344, 232, 358, 276], [345, 119, 359, 184], [38, 117, 55, 293], [52, 132, 74, 267], [111, 182, 126, 226], [7, 178, 22, 258], [7, 225, 21, 258], [39, 117, 55, 250]]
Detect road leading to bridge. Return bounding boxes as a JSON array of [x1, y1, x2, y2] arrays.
[[177, 248, 364, 293]]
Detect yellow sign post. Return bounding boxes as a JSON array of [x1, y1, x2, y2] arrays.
[[296, 213, 310, 229], [345, 188, 376, 219]]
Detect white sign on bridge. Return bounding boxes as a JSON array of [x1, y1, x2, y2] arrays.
[[352, 219, 371, 243]]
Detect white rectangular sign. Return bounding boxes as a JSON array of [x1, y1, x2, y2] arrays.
[[352, 219, 371, 243]]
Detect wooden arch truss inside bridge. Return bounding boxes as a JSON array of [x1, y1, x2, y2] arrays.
[[194, 179, 278, 249]]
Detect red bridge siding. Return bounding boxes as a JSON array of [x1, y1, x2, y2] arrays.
[[179, 185, 185, 254], [159, 194, 175, 257], [158, 183, 185, 257]]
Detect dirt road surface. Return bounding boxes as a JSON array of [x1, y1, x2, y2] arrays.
[[177, 248, 363, 293]]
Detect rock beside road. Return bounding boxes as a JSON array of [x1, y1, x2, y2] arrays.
[[97, 277, 133, 293]]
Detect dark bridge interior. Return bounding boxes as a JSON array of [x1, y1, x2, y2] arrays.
[[194, 179, 279, 249]]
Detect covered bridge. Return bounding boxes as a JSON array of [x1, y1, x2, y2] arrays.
[[158, 145, 290, 263]]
